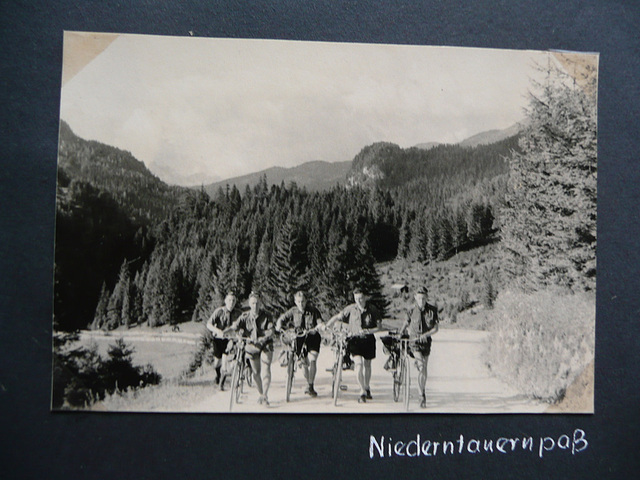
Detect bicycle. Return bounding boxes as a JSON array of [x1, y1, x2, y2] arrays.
[[385, 333, 418, 411], [279, 329, 311, 402], [227, 337, 253, 412], [329, 329, 350, 406]]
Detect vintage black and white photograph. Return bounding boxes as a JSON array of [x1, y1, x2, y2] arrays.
[[52, 32, 597, 413]]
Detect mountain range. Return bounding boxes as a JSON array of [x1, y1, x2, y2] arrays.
[[201, 160, 351, 197], [200, 122, 522, 193], [57, 120, 521, 218]]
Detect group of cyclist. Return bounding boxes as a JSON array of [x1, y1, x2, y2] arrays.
[[205, 285, 438, 408]]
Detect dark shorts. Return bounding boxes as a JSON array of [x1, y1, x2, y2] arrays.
[[410, 337, 432, 357], [295, 331, 321, 355], [348, 334, 376, 360], [246, 340, 274, 358], [381, 335, 432, 357], [211, 337, 230, 359]]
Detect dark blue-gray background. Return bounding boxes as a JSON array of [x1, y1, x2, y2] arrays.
[[1, 1, 638, 478]]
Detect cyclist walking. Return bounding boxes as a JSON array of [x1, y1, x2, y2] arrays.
[[205, 290, 242, 389], [402, 286, 439, 408], [326, 288, 382, 404], [275, 290, 326, 397], [229, 292, 275, 405]]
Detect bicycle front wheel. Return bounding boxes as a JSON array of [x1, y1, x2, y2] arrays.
[[229, 359, 242, 412], [333, 346, 343, 406], [236, 359, 246, 402], [393, 361, 402, 403], [403, 357, 411, 411], [285, 352, 295, 402]]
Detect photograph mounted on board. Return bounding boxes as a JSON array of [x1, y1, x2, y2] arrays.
[[53, 32, 597, 413]]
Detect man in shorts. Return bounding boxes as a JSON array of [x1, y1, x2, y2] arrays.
[[401, 286, 439, 408], [327, 288, 382, 404], [276, 290, 325, 397], [229, 292, 275, 406], [205, 290, 242, 389]]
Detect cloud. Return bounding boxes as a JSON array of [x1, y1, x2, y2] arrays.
[[60, 34, 549, 185]]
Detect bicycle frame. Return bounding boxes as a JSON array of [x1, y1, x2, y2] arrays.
[[387, 335, 417, 411], [329, 330, 349, 406], [281, 330, 310, 402], [228, 337, 252, 412]]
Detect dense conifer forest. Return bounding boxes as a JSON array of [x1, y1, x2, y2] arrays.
[[54, 125, 517, 332]]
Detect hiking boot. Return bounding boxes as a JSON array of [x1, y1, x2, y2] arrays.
[[365, 389, 372, 400], [358, 394, 367, 404]]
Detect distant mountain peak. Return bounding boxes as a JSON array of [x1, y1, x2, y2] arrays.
[[201, 159, 351, 196], [458, 122, 522, 148]]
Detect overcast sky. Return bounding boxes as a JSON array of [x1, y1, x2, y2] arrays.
[[60, 33, 552, 185]]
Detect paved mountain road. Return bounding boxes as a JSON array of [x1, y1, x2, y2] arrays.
[[186, 328, 548, 413]]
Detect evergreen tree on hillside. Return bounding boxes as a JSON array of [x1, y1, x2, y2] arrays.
[[396, 210, 412, 259], [500, 58, 597, 291], [104, 260, 132, 330], [263, 217, 309, 313], [354, 239, 388, 314], [192, 253, 217, 322], [251, 229, 272, 294], [91, 282, 110, 330], [315, 235, 351, 316], [215, 253, 241, 303]]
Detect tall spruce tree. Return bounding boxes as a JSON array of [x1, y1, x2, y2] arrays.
[[500, 56, 597, 291], [264, 216, 308, 313], [91, 282, 110, 330], [192, 253, 217, 322]]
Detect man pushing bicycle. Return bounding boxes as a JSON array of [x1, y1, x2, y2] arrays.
[[275, 290, 325, 397], [205, 290, 243, 389], [228, 292, 275, 406], [401, 286, 439, 408], [326, 288, 382, 404]]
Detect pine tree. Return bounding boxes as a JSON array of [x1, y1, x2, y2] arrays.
[[215, 253, 239, 304], [396, 210, 412, 259], [408, 215, 426, 262], [251, 229, 272, 294], [500, 55, 597, 291], [192, 253, 217, 322], [264, 217, 308, 313], [104, 260, 131, 330], [315, 234, 351, 316], [91, 282, 110, 330], [353, 238, 388, 315]]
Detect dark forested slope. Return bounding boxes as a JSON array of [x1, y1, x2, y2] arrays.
[[54, 122, 520, 331], [57, 121, 185, 225]]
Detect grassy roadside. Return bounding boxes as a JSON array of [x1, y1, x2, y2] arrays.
[[93, 371, 219, 412], [378, 244, 500, 328], [74, 331, 216, 411], [484, 289, 595, 405]]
